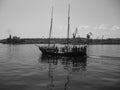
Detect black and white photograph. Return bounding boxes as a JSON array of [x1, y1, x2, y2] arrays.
[[0, 0, 120, 90]]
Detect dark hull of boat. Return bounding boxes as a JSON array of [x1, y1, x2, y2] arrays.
[[39, 48, 87, 57]]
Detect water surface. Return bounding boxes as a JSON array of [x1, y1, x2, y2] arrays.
[[0, 44, 120, 90]]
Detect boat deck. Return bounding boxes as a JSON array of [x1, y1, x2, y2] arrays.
[[39, 45, 87, 57]]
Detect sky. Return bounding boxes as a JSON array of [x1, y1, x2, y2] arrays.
[[0, 0, 120, 39]]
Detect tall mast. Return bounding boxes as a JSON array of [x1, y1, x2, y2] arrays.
[[67, 4, 70, 46], [48, 6, 53, 48]]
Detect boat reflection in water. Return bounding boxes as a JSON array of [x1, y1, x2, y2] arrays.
[[39, 55, 87, 90]]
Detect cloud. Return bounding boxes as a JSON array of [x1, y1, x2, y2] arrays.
[[111, 25, 120, 31], [78, 25, 90, 30], [94, 24, 107, 30]]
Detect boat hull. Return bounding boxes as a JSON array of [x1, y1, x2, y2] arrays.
[[39, 47, 87, 57]]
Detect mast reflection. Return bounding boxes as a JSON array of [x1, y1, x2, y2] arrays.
[[39, 55, 87, 90], [61, 57, 87, 90]]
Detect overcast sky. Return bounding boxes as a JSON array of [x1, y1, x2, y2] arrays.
[[0, 0, 120, 39]]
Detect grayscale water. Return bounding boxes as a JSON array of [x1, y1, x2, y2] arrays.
[[0, 44, 120, 90]]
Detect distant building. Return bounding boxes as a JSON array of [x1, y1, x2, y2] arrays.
[[2, 35, 25, 44]]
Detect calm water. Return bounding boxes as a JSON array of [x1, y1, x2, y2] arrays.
[[0, 44, 120, 90]]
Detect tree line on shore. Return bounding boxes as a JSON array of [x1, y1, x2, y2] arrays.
[[0, 37, 120, 44]]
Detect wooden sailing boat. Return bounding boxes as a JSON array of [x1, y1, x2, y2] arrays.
[[38, 5, 87, 57]]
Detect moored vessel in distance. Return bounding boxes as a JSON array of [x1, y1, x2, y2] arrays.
[[38, 5, 87, 57]]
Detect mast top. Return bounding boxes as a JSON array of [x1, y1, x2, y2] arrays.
[[51, 6, 53, 19], [68, 4, 70, 18], [67, 4, 70, 46], [48, 6, 54, 47]]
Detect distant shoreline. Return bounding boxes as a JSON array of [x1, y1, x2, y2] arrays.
[[0, 37, 120, 45]]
